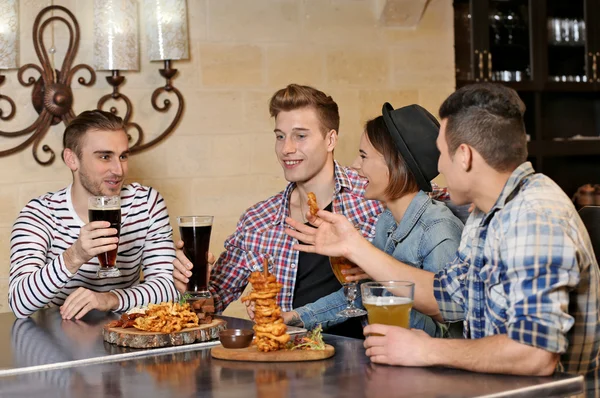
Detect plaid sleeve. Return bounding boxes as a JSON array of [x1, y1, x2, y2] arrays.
[[499, 206, 580, 354], [430, 183, 450, 201], [209, 218, 252, 314], [433, 256, 468, 322], [354, 200, 383, 242]]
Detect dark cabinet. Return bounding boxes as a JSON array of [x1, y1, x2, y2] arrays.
[[455, 0, 600, 87], [455, 0, 536, 85], [544, 0, 599, 88], [453, 0, 600, 198]]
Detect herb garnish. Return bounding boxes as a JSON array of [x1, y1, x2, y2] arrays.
[[287, 325, 325, 350], [178, 292, 192, 305]]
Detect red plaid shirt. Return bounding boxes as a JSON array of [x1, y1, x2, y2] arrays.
[[431, 184, 450, 201], [209, 161, 384, 312]]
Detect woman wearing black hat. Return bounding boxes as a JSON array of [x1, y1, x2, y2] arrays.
[[286, 104, 464, 337]]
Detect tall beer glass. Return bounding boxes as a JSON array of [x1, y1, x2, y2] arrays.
[[178, 216, 213, 299], [330, 256, 367, 317], [361, 281, 414, 329], [88, 196, 121, 278]]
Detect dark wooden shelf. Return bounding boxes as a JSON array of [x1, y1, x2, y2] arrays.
[[456, 79, 538, 91], [543, 82, 598, 92], [528, 140, 600, 157], [453, 0, 600, 196], [456, 80, 598, 93]]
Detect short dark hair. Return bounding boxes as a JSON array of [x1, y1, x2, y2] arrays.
[[365, 116, 419, 199], [269, 84, 340, 135], [62, 110, 125, 159], [438, 83, 527, 172]]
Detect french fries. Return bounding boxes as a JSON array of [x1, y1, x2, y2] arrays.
[[107, 302, 200, 334], [133, 302, 199, 333]]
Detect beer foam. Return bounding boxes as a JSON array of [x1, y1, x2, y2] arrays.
[[89, 206, 120, 211], [179, 221, 212, 227], [363, 296, 413, 306]]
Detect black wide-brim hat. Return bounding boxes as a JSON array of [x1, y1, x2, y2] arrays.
[[382, 103, 441, 192]]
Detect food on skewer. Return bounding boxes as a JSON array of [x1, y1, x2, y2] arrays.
[[241, 260, 290, 352], [307, 192, 319, 216]]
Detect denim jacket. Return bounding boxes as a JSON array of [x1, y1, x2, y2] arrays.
[[294, 191, 464, 337]]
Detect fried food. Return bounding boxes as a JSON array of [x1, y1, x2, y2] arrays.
[[256, 331, 291, 344], [107, 312, 145, 328], [243, 290, 282, 300], [249, 273, 277, 284], [307, 192, 319, 216], [245, 263, 290, 352], [254, 323, 287, 335], [133, 302, 199, 334], [254, 306, 281, 317]]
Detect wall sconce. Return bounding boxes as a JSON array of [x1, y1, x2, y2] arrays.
[[0, 0, 19, 121], [0, 0, 187, 166]]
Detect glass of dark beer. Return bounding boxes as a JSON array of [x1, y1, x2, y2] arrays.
[[88, 196, 121, 278], [178, 216, 213, 299]]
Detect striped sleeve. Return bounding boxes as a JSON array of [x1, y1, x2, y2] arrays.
[[9, 200, 75, 318], [111, 189, 177, 311]]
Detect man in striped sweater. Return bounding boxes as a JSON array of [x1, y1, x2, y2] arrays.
[[9, 110, 178, 319]]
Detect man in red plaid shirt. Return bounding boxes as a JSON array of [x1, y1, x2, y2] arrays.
[[173, 84, 451, 338], [173, 84, 384, 337]]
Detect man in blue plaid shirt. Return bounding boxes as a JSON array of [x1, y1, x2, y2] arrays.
[[287, 83, 599, 377]]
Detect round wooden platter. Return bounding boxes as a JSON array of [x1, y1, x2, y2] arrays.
[[102, 318, 226, 349], [211, 343, 335, 362]]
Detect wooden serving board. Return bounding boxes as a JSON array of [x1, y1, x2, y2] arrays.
[[211, 344, 335, 362], [102, 318, 226, 348]]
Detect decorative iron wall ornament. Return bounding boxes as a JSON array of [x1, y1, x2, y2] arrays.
[[0, 2, 186, 166], [0, 5, 92, 165], [97, 61, 184, 153]]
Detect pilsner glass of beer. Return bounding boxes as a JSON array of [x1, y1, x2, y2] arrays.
[[329, 256, 367, 317], [178, 216, 213, 300], [88, 196, 121, 278], [361, 281, 415, 329]]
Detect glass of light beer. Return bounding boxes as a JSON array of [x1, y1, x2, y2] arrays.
[[361, 281, 414, 329], [178, 216, 213, 300], [330, 256, 367, 317], [88, 196, 121, 278]]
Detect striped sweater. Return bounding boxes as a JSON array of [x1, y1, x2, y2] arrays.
[[9, 183, 178, 318]]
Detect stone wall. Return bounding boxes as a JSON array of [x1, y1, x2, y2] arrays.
[[0, 0, 454, 317]]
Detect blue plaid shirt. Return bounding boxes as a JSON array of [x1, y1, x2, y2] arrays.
[[433, 162, 600, 375]]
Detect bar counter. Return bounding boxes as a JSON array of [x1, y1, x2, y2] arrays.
[[0, 309, 588, 397]]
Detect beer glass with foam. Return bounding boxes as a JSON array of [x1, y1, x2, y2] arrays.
[[88, 196, 121, 278], [177, 216, 213, 300], [361, 281, 415, 329]]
